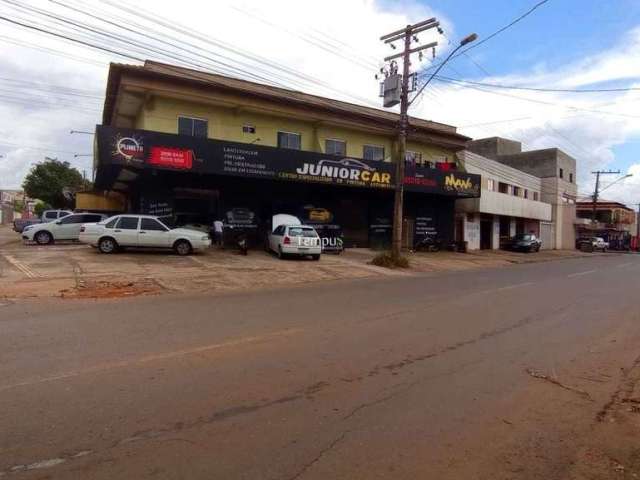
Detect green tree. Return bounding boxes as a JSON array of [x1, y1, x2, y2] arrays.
[[22, 159, 91, 208], [33, 201, 51, 217]]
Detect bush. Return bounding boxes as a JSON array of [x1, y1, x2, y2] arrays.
[[370, 252, 410, 269]]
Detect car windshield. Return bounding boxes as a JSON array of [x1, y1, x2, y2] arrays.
[[288, 227, 317, 237], [515, 234, 532, 241]]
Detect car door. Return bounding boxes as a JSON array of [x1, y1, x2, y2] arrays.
[[139, 218, 171, 247], [54, 214, 85, 240], [113, 216, 140, 246], [270, 225, 284, 251]]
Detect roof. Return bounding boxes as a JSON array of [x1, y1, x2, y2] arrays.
[[576, 198, 635, 211], [102, 61, 470, 147]]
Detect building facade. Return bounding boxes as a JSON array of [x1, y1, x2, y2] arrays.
[[467, 137, 577, 249], [455, 151, 552, 250], [94, 61, 481, 248], [575, 199, 637, 250]]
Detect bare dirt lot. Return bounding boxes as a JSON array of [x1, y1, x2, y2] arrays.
[[1, 225, 593, 301]]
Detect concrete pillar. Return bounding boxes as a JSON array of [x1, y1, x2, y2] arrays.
[[509, 217, 516, 237], [492, 215, 500, 249], [465, 214, 480, 250]]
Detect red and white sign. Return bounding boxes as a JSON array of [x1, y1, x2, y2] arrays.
[[149, 147, 193, 169]]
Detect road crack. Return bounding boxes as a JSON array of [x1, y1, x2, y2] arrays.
[[284, 431, 349, 480]]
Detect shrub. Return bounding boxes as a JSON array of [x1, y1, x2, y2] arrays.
[[370, 252, 410, 269]]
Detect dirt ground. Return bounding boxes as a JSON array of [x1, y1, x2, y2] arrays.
[[0, 225, 596, 301]]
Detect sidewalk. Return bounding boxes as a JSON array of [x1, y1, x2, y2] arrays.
[[0, 225, 606, 301]]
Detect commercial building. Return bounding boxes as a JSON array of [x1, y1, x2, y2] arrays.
[[455, 150, 552, 250], [93, 61, 481, 248], [575, 199, 637, 249], [467, 137, 577, 249]]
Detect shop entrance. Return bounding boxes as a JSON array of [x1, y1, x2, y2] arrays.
[[480, 217, 493, 250]]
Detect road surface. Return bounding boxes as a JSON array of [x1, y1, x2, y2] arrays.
[[1, 254, 640, 479]]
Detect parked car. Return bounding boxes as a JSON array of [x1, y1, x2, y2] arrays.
[[577, 236, 609, 252], [267, 215, 321, 260], [13, 209, 72, 233], [22, 213, 107, 244], [507, 233, 542, 252], [78, 214, 211, 255]]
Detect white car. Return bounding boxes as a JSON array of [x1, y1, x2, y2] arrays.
[[22, 213, 107, 244], [267, 216, 321, 260], [79, 214, 211, 255]]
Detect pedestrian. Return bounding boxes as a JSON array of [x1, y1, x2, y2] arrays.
[[213, 219, 224, 247]]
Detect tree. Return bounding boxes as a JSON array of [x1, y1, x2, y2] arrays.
[[33, 201, 50, 218], [22, 159, 91, 208]]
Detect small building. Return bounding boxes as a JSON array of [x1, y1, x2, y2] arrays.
[[93, 60, 481, 248], [467, 137, 577, 249], [575, 199, 637, 250], [455, 150, 552, 250]]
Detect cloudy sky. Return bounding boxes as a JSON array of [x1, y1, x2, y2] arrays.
[[1, 0, 640, 206]]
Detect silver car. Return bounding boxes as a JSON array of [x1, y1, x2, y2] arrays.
[[267, 224, 321, 260]]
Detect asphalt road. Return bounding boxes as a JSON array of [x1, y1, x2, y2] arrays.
[[2, 254, 640, 479]]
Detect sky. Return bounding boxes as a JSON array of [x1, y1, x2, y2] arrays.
[[1, 0, 640, 207]]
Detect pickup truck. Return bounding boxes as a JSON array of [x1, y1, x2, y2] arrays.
[[13, 209, 72, 233]]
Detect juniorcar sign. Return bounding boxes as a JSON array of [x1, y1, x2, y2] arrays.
[[96, 126, 480, 197]]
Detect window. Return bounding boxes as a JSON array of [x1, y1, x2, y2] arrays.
[[58, 211, 71, 218], [277, 131, 301, 150], [524, 189, 529, 199], [117, 217, 139, 230], [487, 179, 495, 191], [273, 225, 286, 235], [242, 124, 256, 134], [44, 211, 57, 220], [513, 186, 521, 197], [569, 172, 573, 183], [498, 182, 510, 194], [363, 145, 385, 161], [325, 139, 346, 156], [533, 192, 539, 201], [559, 168, 564, 179], [59, 214, 84, 224], [406, 151, 423, 164], [141, 218, 168, 231], [178, 116, 208, 138], [105, 217, 118, 228], [83, 214, 104, 223]]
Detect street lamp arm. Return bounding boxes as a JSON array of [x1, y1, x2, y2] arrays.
[[599, 174, 632, 194], [408, 33, 477, 107]]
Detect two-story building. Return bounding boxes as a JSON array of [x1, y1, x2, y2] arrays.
[[575, 199, 637, 249], [94, 61, 481, 248], [455, 150, 552, 249]]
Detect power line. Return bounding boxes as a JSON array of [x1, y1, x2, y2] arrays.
[[433, 74, 640, 93]]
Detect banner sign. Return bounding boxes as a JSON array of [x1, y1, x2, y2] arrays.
[[96, 126, 480, 197]]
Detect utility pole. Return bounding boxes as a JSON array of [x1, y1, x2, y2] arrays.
[[379, 22, 476, 260], [379, 19, 440, 259], [591, 170, 620, 225]]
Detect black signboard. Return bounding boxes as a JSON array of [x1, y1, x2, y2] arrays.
[[140, 197, 173, 216], [96, 125, 481, 197]]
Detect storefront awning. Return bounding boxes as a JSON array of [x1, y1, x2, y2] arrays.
[[95, 125, 481, 198]]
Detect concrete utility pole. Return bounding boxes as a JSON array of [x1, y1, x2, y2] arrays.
[[379, 22, 476, 259], [590, 170, 620, 224]]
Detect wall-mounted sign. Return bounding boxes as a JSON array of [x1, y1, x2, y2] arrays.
[[96, 126, 480, 197]]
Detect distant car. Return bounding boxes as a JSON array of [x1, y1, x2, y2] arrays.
[[578, 236, 609, 252], [267, 215, 321, 260], [78, 214, 211, 255], [22, 213, 107, 244], [508, 233, 542, 252], [13, 209, 72, 233]]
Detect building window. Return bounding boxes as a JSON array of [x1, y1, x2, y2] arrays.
[[533, 192, 539, 201], [325, 139, 346, 156], [406, 151, 423, 165], [242, 124, 256, 134], [178, 116, 208, 138], [487, 179, 495, 191], [513, 186, 521, 197], [569, 172, 573, 183], [277, 131, 301, 150], [524, 189, 529, 199], [363, 145, 385, 161], [498, 182, 509, 194], [559, 168, 564, 179]]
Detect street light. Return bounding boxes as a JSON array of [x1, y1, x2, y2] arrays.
[[409, 33, 477, 106], [599, 173, 633, 193], [70, 130, 94, 135]]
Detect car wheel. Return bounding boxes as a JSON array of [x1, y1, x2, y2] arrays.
[[98, 237, 118, 254], [602, 247, 607, 253], [35, 231, 53, 245], [536, 245, 541, 252], [277, 246, 285, 259], [174, 240, 192, 256], [311, 254, 320, 261]]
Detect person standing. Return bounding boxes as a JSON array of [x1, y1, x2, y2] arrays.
[[213, 219, 224, 247]]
